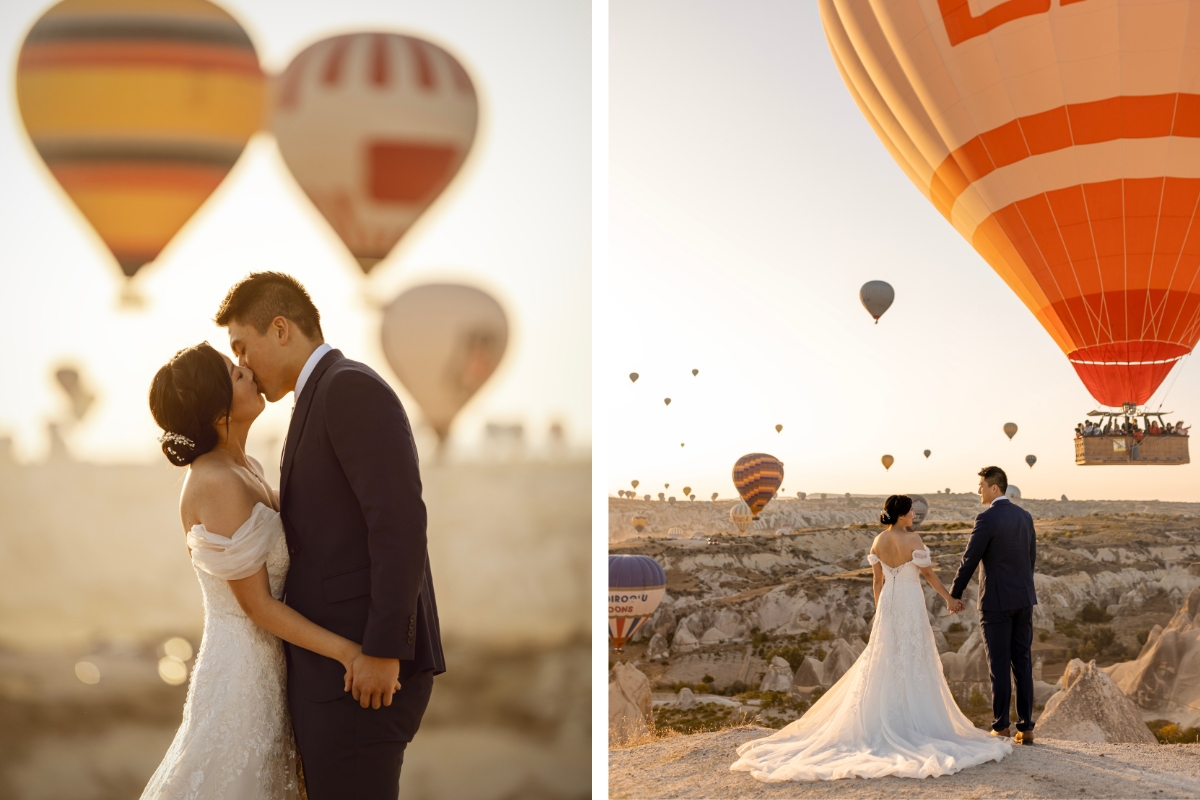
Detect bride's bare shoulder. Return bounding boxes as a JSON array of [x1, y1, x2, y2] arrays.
[[180, 455, 251, 534]]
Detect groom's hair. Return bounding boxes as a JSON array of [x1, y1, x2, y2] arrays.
[[214, 272, 323, 341], [978, 465, 1007, 493]]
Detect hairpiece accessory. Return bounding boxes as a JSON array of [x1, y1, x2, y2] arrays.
[[159, 432, 195, 449]]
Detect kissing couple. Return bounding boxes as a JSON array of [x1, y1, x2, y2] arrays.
[[732, 466, 1038, 782], [141, 272, 443, 799]]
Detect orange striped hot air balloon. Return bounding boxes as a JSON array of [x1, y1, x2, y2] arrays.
[[272, 33, 478, 274], [15, 0, 265, 284], [821, 0, 1200, 407], [732, 452, 784, 519]]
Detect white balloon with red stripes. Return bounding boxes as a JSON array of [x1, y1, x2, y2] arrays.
[[272, 33, 478, 273]]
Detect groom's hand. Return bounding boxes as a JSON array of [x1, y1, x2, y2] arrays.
[[349, 653, 401, 709], [948, 598, 965, 614]]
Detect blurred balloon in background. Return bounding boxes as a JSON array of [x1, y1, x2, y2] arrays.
[[272, 32, 477, 274], [729, 501, 752, 534], [881, 454, 894, 471], [15, 0, 266, 296], [1004, 422, 1018, 440], [630, 514, 648, 534], [54, 365, 94, 421], [380, 283, 507, 446]]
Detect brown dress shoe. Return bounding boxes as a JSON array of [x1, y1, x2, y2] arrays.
[[991, 728, 1011, 738], [1014, 731, 1034, 745]]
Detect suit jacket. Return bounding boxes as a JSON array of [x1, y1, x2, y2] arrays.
[[950, 498, 1038, 612], [280, 349, 444, 702]]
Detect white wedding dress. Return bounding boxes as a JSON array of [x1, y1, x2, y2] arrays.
[[731, 548, 1011, 782], [141, 503, 302, 799]]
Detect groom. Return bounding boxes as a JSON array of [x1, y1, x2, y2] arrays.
[[215, 272, 445, 798], [949, 466, 1038, 745]]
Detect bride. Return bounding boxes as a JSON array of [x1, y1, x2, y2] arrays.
[[731, 495, 1011, 782], [141, 342, 384, 798]]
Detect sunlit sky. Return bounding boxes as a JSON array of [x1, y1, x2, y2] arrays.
[[608, 0, 1200, 502], [0, 0, 589, 464]]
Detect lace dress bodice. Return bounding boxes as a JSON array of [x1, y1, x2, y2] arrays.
[[731, 547, 1011, 782], [141, 503, 301, 799]]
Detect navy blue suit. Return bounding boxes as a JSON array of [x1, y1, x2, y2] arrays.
[[950, 496, 1037, 733], [280, 349, 444, 799]]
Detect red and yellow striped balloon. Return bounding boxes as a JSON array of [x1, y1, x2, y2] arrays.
[[821, 0, 1200, 407], [16, 0, 265, 280], [732, 452, 784, 519]]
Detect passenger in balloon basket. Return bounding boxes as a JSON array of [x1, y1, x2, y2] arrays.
[[141, 272, 443, 800]]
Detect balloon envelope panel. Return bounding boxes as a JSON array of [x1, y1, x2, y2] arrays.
[[15, 0, 265, 278], [821, 0, 1200, 406]]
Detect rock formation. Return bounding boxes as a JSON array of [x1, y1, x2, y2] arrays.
[[1037, 659, 1157, 743], [940, 630, 991, 682], [1105, 586, 1200, 726], [646, 632, 669, 661], [758, 656, 794, 692], [792, 656, 824, 690], [609, 662, 653, 745], [671, 619, 698, 653], [676, 686, 695, 709], [821, 639, 859, 685]]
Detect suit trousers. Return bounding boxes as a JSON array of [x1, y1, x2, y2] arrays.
[[980, 605, 1035, 733], [289, 668, 434, 800]]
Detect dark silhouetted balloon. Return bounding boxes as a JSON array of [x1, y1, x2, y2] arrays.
[[691, 369, 699, 376], [1004, 422, 1018, 440], [882, 454, 894, 471], [775, 424, 783, 433], [860, 281, 894, 323], [923, 449, 931, 459], [1026, 454, 1037, 468], [629, 373, 638, 383]]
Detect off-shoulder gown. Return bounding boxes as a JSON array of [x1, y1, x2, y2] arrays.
[[141, 503, 302, 799], [731, 548, 1011, 782]]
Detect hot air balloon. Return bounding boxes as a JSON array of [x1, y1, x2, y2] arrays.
[[629, 373, 639, 383], [1026, 455, 1038, 469], [668, 496, 676, 504], [667, 527, 687, 539], [15, 0, 265, 290], [732, 453, 784, 519], [775, 424, 783, 433], [664, 484, 669, 489], [643, 494, 651, 501], [608, 554, 666, 652], [682, 486, 691, 496], [689, 495, 695, 501], [945, 488, 951, 495], [272, 32, 477, 273], [711, 492, 719, 501], [1004, 423, 1018, 441], [631, 514, 648, 534], [617, 490, 624, 498], [923, 449, 931, 459], [691, 369, 699, 376], [881, 454, 894, 471], [680, 443, 685, 447], [1006, 485, 1022, 501], [729, 502, 752, 534], [797, 491, 806, 499], [663, 398, 671, 406], [631, 480, 639, 489], [658, 492, 665, 501], [380, 283, 507, 445], [860, 281, 894, 323], [909, 494, 929, 530], [54, 366, 94, 420], [821, 0, 1200, 409]]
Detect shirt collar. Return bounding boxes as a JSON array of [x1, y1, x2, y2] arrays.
[[991, 495, 1009, 505], [294, 343, 332, 402]]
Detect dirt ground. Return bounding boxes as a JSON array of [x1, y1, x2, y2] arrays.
[[609, 727, 1200, 800]]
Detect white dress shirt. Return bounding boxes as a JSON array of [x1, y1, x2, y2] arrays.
[[991, 494, 1009, 505], [294, 343, 332, 404]]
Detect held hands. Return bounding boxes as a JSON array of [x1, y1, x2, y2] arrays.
[[946, 597, 965, 614], [343, 651, 402, 709]]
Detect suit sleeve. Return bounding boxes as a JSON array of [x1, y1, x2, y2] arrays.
[[1028, 516, 1037, 571], [950, 514, 991, 600], [325, 369, 426, 660]]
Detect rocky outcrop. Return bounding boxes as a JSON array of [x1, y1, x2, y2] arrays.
[[1037, 659, 1157, 743], [792, 656, 824, 690], [676, 686, 695, 710], [941, 630, 991, 682], [609, 662, 653, 745], [647, 632, 669, 661], [821, 639, 859, 685], [1105, 586, 1200, 726], [758, 656, 794, 692], [671, 619, 698, 653]]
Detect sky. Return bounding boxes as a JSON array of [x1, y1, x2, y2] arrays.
[[0, 0, 589, 464], [607, 0, 1200, 503]]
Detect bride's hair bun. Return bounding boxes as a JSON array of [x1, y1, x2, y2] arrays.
[[148, 342, 233, 467], [880, 494, 913, 526]]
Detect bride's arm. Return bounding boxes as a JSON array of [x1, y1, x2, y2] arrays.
[[227, 568, 362, 681], [871, 559, 884, 607]]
